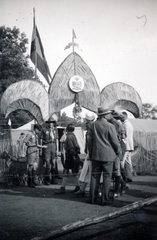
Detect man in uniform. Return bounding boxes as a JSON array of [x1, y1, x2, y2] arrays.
[[40, 116, 58, 185], [24, 124, 46, 188]]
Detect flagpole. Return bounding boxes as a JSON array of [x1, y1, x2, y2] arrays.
[[33, 8, 37, 81], [72, 29, 74, 53], [72, 29, 80, 113], [72, 29, 76, 76]]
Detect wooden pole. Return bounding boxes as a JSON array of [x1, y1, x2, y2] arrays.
[[33, 8, 37, 81], [72, 30, 74, 53], [31, 196, 157, 240]]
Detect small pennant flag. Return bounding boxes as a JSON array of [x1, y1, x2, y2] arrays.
[[64, 29, 79, 52], [72, 29, 77, 39], [64, 42, 78, 50]]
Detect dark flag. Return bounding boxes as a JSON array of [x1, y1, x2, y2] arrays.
[[30, 22, 51, 85]]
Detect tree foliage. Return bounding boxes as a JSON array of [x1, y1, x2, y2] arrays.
[[59, 112, 75, 127], [0, 26, 35, 130], [0, 26, 35, 90], [141, 103, 157, 119], [59, 111, 85, 128]]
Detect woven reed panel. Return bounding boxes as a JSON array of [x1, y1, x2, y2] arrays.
[[6, 99, 44, 125], [100, 82, 142, 117], [1, 80, 49, 123], [49, 52, 100, 114]]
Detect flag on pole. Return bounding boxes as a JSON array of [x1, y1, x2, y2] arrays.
[[30, 12, 51, 85], [72, 29, 77, 39], [64, 42, 78, 50], [64, 29, 78, 51]]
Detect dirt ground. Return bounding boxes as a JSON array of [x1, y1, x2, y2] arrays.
[[1, 173, 157, 240]]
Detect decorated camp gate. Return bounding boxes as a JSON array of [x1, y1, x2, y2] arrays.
[[0, 51, 144, 182], [1, 52, 142, 125]]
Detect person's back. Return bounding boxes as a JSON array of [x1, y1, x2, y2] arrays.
[[88, 107, 120, 206], [55, 123, 81, 194], [88, 117, 119, 162], [64, 131, 79, 155]]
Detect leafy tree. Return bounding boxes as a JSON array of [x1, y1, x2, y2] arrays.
[[0, 26, 36, 130], [9, 110, 34, 129], [59, 111, 85, 128], [0, 26, 35, 90], [141, 103, 157, 119], [59, 112, 74, 127]]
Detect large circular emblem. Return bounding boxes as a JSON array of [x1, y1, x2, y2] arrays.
[[69, 75, 84, 92]]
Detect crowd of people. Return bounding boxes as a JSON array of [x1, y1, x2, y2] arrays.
[[19, 106, 134, 206]]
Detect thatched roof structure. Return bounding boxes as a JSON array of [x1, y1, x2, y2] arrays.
[[100, 82, 142, 117], [1, 55, 143, 124], [1, 53, 100, 123], [49, 52, 100, 114], [1, 80, 49, 125]]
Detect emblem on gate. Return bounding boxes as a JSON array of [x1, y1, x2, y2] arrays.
[[69, 75, 84, 92]]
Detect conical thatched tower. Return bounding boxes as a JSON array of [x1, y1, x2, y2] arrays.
[[0, 52, 101, 124], [49, 52, 100, 114]]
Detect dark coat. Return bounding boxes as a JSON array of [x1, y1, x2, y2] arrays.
[[88, 118, 119, 162], [64, 132, 80, 172], [64, 132, 80, 156]]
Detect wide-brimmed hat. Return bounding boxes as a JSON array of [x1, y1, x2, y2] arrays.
[[34, 124, 41, 131], [45, 120, 56, 123], [97, 107, 112, 116], [85, 112, 95, 121], [45, 113, 58, 123]]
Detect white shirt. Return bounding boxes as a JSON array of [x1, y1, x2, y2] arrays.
[[123, 119, 134, 151]]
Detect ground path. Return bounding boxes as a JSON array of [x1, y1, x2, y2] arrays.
[[0, 174, 157, 240]]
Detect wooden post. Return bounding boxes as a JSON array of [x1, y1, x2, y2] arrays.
[[31, 196, 157, 240], [33, 8, 37, 81]]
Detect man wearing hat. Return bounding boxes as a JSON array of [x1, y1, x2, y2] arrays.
[[108, 111, 129, 197], [40, 117, 58, 185], [88, 107, 120, 205]]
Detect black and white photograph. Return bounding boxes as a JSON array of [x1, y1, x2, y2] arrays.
[[0, 0, 157, 239]]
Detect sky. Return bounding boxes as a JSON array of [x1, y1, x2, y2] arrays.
[[1, 0, 157, 115]]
